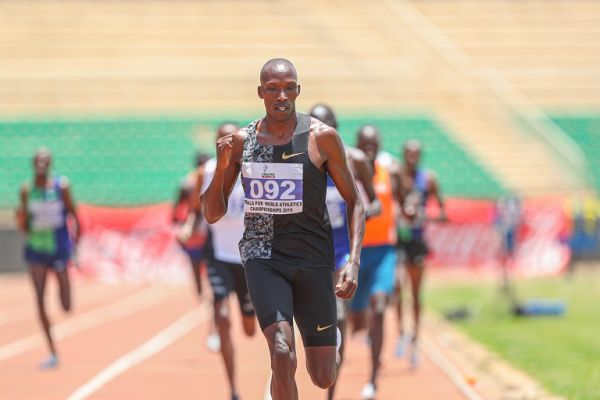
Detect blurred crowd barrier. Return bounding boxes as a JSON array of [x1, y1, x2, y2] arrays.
[[424, 197, 570, 277], [75, 203, 192, 285], [568, 196, 600, 261], [69, 195, 600, 284]]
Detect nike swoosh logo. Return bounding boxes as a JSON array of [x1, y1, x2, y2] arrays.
[[317, 323, 334, 332], [281, 152, 305, 160]]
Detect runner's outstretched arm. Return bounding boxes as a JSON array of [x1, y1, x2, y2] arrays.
[[201, 132, 244, 223], [318, 126, 365, 299], [428, 173, 447, 222]]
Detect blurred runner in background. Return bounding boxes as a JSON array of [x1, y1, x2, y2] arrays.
[[16, 147, 81, 369]]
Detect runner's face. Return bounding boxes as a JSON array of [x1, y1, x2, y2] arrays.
[[33, 153, 51, 176], [404, 148, 420, 168], [309, 106, 337, 129], [258, 70, 300, 122], [357, 136, 379, 164]]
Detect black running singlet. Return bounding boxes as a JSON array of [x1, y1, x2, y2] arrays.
[[238, 113, 334, 268]]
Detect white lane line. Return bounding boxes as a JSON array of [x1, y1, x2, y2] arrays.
[[0, 286, 168, 362], [67, 307, 208, 400], [0, 284, 140, 327], [422, 333, 482, 400]]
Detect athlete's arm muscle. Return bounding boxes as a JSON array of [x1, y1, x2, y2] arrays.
[[179, 167, 205, 239], [317, 125, 365, 299], [395, 166, 411, 219], [190, 167, 204, 217], [349, 148, 381, 218], [60, 178, 82, 242], [202, 131, 244, 224], [171, 185, 186, 223], [16, 184, 28, 233], [428, 172, 447, 222]]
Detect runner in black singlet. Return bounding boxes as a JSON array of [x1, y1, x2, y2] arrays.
[[202, 59, 365, 400]]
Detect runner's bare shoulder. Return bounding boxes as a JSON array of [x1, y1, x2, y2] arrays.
[[311, 117, 337, 138], [58, 175, 70, 189], [308, 117, 342, 166], [346, 146, 367, 163]]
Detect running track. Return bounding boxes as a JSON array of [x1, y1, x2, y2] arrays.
[[0, 273, 468, 399]]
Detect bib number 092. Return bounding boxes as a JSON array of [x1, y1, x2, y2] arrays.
[[249, 180, 296, 200]]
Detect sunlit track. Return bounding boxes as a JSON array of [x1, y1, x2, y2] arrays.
[[0, 284, 158, 345], [0, 285, 173, 362], [0, 275, 97, 310], [67, 306, 209, 400], [0, 274, 469, 399], [0, 282, 148, 328]]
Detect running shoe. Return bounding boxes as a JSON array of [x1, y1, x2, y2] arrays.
[[361, 382, 376, 399], [394, 334, 410, 358], [206, 332, 221, 353], [40, 354, 58, 370], [409, 341, 419, 369]]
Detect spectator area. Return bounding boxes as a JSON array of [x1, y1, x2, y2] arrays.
[[0, 115, 505, 207], [552, 115, 600, 192]]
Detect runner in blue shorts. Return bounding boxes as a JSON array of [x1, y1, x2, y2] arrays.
[[172, 151, 211, 298], [350, 126, 401, 399], [309, 104, 381, 400], [16, 148, 81, 369]]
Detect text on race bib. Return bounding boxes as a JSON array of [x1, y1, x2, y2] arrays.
[[241, 162, 303, 214], [30, 200, 64, 230]]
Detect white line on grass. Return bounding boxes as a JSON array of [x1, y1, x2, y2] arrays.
[[67, 307, 208, 400]]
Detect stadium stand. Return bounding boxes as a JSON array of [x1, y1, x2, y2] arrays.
[[553, 115, 600, 192], [0, 115, 505, 208], [0, 0, 597, 202]]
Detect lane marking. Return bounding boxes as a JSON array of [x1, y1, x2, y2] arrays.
[[0, 286, 169, 362], [422, 333, 482, 400], [0, 283, 144, 327], [67, 307, 208, 400]]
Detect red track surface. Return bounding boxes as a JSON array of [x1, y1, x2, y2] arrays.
[[0, 274, 467, 400]]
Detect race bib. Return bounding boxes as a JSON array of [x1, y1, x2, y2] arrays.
[[30, 200, 64, 230], [241, 162, 303, 214]]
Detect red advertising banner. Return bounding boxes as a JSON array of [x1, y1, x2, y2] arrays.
[[512, 198, 570, 276], [424, 198, 570, 276], [76, 203, 192, 284], [74, 197, 570, 283]]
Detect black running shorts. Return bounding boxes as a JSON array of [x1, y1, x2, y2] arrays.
[[244, 258, 337, 347], [207, 259, 255, 316], [398, 238, 428, 267]]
